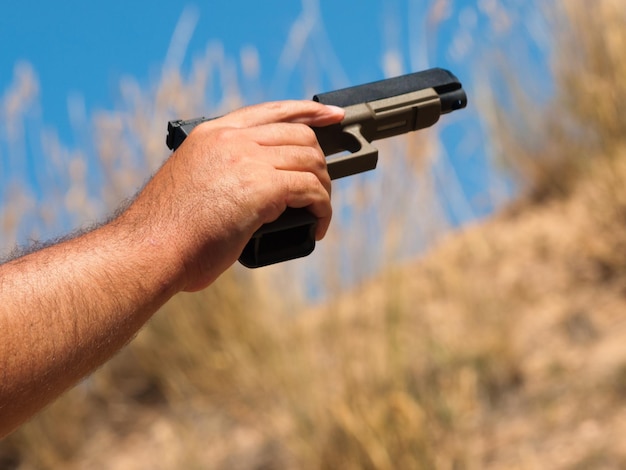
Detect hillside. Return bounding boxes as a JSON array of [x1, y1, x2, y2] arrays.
[[306, 148, 626, 468], [3, 147, 625, 470]]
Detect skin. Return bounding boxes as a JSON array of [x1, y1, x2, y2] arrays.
[[0, 100, 345, 438]]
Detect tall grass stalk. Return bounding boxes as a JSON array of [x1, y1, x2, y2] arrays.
[[5, 0, 623, 468]]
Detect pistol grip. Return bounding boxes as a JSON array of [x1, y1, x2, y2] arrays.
[[238, 208, 318, 268]]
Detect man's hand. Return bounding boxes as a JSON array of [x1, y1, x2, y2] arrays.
[[128, 100, 344, 291], [0, 100, 344, 437]]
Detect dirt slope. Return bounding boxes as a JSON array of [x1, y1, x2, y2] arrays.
[[315, 149, 626, 468]]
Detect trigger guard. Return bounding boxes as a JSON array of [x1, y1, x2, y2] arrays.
[[326, 124, 379, 180]]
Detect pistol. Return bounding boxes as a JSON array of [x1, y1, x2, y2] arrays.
[[166, 67, 467, 268]]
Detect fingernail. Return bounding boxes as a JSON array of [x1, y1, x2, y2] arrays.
[[324, 105, 345, 114]]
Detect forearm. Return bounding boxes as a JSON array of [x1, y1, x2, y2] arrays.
[[0, 100, 343, 439], [0, 211, 181, 437]]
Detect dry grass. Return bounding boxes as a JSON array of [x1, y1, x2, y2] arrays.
[[483, 0, 626, 203], [2, 0, 626, 469]]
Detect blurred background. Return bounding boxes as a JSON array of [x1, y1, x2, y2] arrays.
[[2, 0, 626, 468]]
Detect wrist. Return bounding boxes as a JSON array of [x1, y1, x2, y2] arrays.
[[104, 206, 188, 300]]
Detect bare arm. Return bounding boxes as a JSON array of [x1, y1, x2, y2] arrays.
[[0, 100, 344, 438]]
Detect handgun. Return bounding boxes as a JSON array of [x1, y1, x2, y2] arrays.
[[166, 67, 467, 268]]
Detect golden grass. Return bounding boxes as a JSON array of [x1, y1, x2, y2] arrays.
[[2, 0, 626, 468], [483, 1, 626, 203]]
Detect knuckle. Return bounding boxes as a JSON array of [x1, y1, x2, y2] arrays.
[[304, 171, 325, 192], [299, 124, 320, 146], [211, 126, 237, 144], [189, 124, 231, 148], [261, 101, 290, 120], [284, 122, 317, 146], [303, 146, 327, 172], [313, 148, 328, 169], [192, 118, 228, 137], [264, 101, 284, 112]]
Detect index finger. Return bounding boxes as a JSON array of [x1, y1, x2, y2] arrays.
[[219, 100, 345, 129]]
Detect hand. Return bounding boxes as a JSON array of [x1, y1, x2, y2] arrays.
[[122, 100, 345, 291]]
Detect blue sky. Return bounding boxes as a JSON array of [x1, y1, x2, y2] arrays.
[[1, 1, 394, 142], [0, 1, 503, 144], [1, 0, 551, 251]]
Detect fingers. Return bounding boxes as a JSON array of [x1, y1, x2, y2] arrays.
[[257, 146, 330, 195], [244, 122, 333, 238], [248, 121, 321, 148], [218, 100, 344, 128], [278, 171, 332, 241], [240, 122, 331, 193]]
